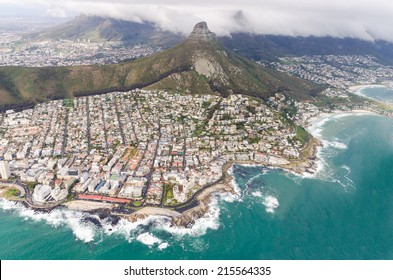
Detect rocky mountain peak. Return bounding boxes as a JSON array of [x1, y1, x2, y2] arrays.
[[188, 22, 216, 42]]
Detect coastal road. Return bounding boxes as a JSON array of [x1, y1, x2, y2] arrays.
[[14, 180, 64, 209], [0, 181, 26, 197]]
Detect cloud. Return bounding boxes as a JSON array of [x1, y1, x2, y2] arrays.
[[1, 0, 393, 42]]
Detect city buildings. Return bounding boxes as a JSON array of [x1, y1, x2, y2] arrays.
[[0, 161, 11, 180]]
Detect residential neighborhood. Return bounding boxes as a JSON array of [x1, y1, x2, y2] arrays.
[[267, 55, 393, 89], [0, 90, 304, 207], [0, 39, 160, 67]]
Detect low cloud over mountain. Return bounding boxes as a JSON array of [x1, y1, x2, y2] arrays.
[[1, 0, 393, 42]]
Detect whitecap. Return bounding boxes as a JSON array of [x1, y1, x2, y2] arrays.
[[157, 196, 221, 237], [136, 232, 162, 247], [158, 243, 169, 250], [0, 198, 97, 243], [326, 140, 348, 150], [251, 191, 263, 197], [0, 190, 226, 244], [228, 165, 242, 195], [262, 195, 279, 213]]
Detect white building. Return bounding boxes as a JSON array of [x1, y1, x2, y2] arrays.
[[32, 185, 52, 203], [0, 161, 11, 180], [50, 187, 68, 201]]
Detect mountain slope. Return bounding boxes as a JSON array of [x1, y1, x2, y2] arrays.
[[220, 34, 393, 64], [25, 15, 184, 48], [0, 22, 322, 111], [26, 15, 393, 64]]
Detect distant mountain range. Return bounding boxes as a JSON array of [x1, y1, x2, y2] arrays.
[[0, 22, 321, 110], [220, 34, 393, 64], [25, 15, 184, 48], [25, 15, 393, 64]]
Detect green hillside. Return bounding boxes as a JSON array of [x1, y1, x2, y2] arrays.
[[0, 22, 323, 111]]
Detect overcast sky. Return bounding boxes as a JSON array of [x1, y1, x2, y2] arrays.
[[1, 0, 393, 42]]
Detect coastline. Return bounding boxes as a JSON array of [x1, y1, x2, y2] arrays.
[[62, 107, 392, 227], [0, 128, 323, 229], [2, 89, 390, 229], [348, 84, 386, 93], [348, 83, 393, 103]]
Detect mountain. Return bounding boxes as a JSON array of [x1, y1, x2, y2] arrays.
[[220, 34, 393, 64], [25, 15, 184, 48], [25, 15, 393, 64], [0, 22, 322, 111]]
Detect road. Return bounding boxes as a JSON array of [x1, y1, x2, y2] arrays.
[[114, 96, 126, 145], [126, 108, 139, 144], [182, 123, 187, 171], [61, 109, 69, 156], [14, 180, 64, 209], [144, 122, 161, 198], [0, 181, 26, 197], [41, 111, 54, 152], [100, 102, 109, 150], [86, 97, 91, 153]]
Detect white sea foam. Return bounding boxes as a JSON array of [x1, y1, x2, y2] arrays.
[[136, 232, 162, 247], [158, 243, 169, 250], [0, 192, 225, 247], [341, 165, 351, 174], [0, 178, 239, 246], [327, 141, 348, 150], [300, 110, 378, 180], [0, 199, 96, 243], [158, 196, 221, 237], [262, 195, 279, 213], [228, 165, 242, 196], [251, 191, 263, 197]]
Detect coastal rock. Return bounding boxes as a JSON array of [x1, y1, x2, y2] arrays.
[[172, 185, 236, 227]]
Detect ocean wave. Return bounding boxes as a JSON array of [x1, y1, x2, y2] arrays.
[[136, 232, 162, 247], [158, 196, 221, 237], [0, 199, 96, 243], [262, 195, 279, 213], [327, 140, 348, 150], [228, 165, 242, 196], [251, 191, 263, 197], [0, 194, 224, 248], [158, 243, 169, 250], [341, 165, 351, 174]]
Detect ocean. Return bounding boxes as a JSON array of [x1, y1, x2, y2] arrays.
[[1, 91, 393, 260], [357, 85, 393, 103]]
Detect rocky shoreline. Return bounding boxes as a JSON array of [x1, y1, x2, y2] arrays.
[[0, 134, 321, 229], [116, 134, 321, 228]]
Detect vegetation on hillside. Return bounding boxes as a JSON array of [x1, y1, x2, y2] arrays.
[[0, 27, 323, 111]]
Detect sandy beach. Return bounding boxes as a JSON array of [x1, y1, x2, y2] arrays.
[[305, 109, 378, 136], [348, 84, 386, 93]]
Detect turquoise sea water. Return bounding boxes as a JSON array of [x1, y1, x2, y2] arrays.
[[360, 85, 393, 103], [1, 108, 393, 260]]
